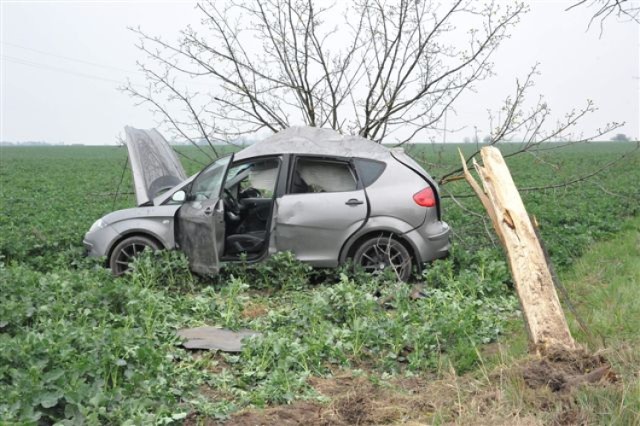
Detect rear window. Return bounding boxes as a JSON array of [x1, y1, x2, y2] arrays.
[[354, 158, 386, 187]]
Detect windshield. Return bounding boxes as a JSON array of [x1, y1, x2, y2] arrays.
[[190, 156, 232, 200]]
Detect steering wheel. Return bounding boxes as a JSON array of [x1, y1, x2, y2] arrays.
[[223, 188, 241, 218], [240, 187, 262, 199]]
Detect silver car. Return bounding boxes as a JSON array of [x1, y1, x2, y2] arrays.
[[84, 126, 450, 281]]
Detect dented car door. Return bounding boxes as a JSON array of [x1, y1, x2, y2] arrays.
[[176, 155, 233, 275], [274, 156, 368, 267]]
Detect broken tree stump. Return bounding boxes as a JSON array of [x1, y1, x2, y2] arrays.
[[460, 147, 575, 353]]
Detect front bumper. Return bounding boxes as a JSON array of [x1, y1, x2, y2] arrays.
[[82, 225, 120, 258], [83, 239, 94, 256]]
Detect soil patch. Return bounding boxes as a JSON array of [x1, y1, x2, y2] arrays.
[[220, 348, 618, 425], [230, 401, 325, 426], [241, 302, 269, 320], [520, 346, 616, 392], [225, 374, 459, 425]]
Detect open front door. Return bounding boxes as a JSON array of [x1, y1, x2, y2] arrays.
[[176, 155, 233, 275]]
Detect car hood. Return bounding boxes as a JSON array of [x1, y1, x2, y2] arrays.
[[101, 206, 175, 224], [124, 126, 187, 206]]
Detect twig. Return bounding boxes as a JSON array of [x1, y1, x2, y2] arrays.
[[442, 142, 639, 198]]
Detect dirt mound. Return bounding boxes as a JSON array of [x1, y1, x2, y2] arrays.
[[227, 375, 449, 425], [317, 376, 431, 425], [521, 346, 616, 392], [230, 401, 324, 426], [223, 348, 619, 425]]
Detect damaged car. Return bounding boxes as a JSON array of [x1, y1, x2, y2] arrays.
[[84, 126, 450, 281]]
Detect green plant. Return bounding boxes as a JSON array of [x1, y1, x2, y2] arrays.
[[128, 249, 196, 292], [222, 251, 312, 291], [212, 276, 250, 329], [1, 143, 638, 422]]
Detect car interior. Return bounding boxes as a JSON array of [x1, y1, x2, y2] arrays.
[[220, 156, 359, 260], [221, 158, 280, 259]]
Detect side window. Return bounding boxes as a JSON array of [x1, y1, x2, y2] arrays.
[[191, 155, 232, 200], [353, 158, 386, 187], [291, 158, 358, 194], [226, 158, 280, 198]]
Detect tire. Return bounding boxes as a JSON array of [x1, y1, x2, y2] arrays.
[[353, 235, 413, 282], [109, 235, 160, 276]]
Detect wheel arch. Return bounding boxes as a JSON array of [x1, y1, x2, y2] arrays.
[[106, 231, 165, 265], [340, 227, 422, 273]]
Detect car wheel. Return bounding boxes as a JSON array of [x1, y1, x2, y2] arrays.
[[109, 235, 160, 276], [353, 235, 413, 281]]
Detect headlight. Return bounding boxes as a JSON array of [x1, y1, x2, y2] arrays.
[[89, 218, 107, 233]]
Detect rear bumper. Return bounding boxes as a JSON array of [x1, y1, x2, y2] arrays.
[[404, 220, 451, 263]]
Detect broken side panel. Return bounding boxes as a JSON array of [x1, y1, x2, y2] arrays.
[[274, 192, 367, 266]]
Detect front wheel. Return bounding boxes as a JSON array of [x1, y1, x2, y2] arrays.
[[109, 235, 160, 276], [352, 235, 413, 282]]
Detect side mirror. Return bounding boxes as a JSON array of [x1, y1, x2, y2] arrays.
[[171, 190, 186, 203]]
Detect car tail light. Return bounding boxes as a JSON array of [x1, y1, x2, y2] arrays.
[[413, 187, 436, 207]]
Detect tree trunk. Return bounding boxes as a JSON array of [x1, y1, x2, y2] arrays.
[[460, 147, 575, 353]]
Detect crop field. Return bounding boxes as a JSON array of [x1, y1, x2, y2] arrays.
[[1, 142, 639, 424]]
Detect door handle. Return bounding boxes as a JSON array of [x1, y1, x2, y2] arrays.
[[345, 198, 364, 206], [204, 206, 214, 216]]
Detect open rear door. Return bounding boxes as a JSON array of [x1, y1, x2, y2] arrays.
[[176, 155, 233, 275]]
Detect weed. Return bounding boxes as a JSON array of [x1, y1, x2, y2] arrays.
[[0, 143, 638, 422], [223, 251, 313, 291], [128, 249, 196, 292]]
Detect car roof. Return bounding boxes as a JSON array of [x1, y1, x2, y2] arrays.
[[234, 126, 393, 161]]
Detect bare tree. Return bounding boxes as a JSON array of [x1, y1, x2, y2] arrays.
[[126, 0, 632, 258], [567, 0, 640, 32], [439, 64, 623, 184], [425, 64, 630, 249], [127, 0, 526, 147]]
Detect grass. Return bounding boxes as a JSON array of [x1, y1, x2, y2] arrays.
[[0, 142, 639, 423], [456, 215, 640, 425], [565, 216, 640, 425], [564, 216, 640, 347], [237, 215, 640, 425]]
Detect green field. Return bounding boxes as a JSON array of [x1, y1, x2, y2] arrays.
[[1, 142, 638, 424]]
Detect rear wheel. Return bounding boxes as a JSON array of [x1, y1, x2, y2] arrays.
[[109, 235, 160, 276], [353, 235, 413, 282]]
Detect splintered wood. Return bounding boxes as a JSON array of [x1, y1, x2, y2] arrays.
[[460, 147, 575, 353]]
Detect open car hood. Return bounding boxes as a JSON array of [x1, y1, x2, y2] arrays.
[[124, 126, 187, 206]]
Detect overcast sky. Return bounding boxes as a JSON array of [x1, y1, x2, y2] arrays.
[[1, 0, 638, 145]]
